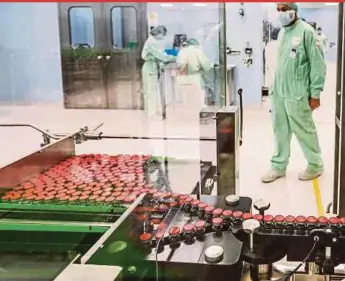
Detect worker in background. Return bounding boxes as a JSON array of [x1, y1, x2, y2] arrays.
[[176, 38, 213, 113], [261, 2, 326, 183], [317, 27, 328, 55], [203, 22, 224, 105], [141, 25, 176, 117]]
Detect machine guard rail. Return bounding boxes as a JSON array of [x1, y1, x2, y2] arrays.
[[0, 123, 217, 143]]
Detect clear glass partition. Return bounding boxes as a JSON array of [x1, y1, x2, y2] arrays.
[[0, 5, 228, 275], [0, 2, 344, 281]]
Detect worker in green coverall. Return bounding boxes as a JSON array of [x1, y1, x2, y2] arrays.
[[262, 2, 326, 183], [141, 25, 176, 117]]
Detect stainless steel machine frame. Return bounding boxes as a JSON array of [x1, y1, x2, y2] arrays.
[[1, 113, 242, 197], [333, 3, 345, 217], [199, 103, 242, 197], [0, 134, 75, 189], [216, 105, 240, 196]]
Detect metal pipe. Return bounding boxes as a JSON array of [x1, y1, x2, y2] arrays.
[[249, 264, 272, 281], [0, 123, 216, 142], [0, 123, 59, 139], [249, 233, 254, 251], [325, 246, 331, 259], [83, 133, 217, 142]]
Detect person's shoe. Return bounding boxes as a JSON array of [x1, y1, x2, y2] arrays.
[[298, 168, 323, 181], [261, 169, 286, 183]]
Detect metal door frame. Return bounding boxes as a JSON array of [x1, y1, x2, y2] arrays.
[[58, 3, 109, 109], [218, 3, 228, 106], [58, 3, 106, 50], [333, 3, 345, 216], [102, 2, 147, 110]]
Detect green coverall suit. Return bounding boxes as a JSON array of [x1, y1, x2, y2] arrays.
[[141, 36, 175, 117], [271, 19, 326, 173]]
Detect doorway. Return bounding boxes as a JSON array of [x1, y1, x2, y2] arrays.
[[58, 3, 147, 109]]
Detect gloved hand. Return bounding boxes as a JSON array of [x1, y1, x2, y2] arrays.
[[309, 98, 320, 110]]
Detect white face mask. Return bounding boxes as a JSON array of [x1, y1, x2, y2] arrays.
[[278, 10, 296, 27], [154, 34, 165, 40]]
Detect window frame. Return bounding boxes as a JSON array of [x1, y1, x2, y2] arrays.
[[68, 6, 96, 49], [109, 6, 139, 50]]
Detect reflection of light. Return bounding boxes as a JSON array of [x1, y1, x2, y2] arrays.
[[160, 3, 174, 7], [193, 3, 207, 7], [325, 3, 337, 6]]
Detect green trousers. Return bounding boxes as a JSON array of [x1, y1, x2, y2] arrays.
[[271, 94, 323, 172]]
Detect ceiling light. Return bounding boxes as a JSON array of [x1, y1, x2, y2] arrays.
[[325, 3, 338, 6], [160, 3, 174, 7], [193, 3, 207, 7]]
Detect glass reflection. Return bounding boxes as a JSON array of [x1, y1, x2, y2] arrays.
[[69, 7, 95, 48]]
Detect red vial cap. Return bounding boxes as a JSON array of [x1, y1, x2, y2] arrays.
[[149, 188, 158, 195], [318, 216, 328, 224], [170, 201, 180, 207], [339, 217, 345, 224], [158, 204, 169, 212], [198, 203, 207, 209], [212, 208, 223, 217], [105, 196, 116, 202], [233, 211, 243, 219], [195, 220, 206, 230], [151, 218, 161, 225], [124, 196, 135, 204], [140, 232, 152, 242], [163, 192, 172, 199], [96, 196, 106, 202], [112, 191, 122, 198], [285, 215, 296, 223], [253, 214, 263, 221], [263, 215, 274, 222], [329, 217, 340, 224], [115, 195, 126, 202], [243, 213, 252, 220], [222, 210, 233, 217], [296, 216, 307, 223], [179, 194, 188, 200], [274, 215, 285, 223], [205, 206, 215, 214], [183, 224, 194, 233], [169, 226, 180, 236], [307, 216, 318, 223], [191, 200, 200, 207], [79, 195, 89, 201], [184, 197, 193, 203], [212, 217, 223, 226], [153, 192, 163, 199], [130, 191, 140, 198]]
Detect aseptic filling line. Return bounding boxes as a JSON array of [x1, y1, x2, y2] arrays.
[[1, 105, 345, 281]]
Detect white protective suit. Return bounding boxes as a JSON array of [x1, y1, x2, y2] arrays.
[[176, 44, 213, 112]]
